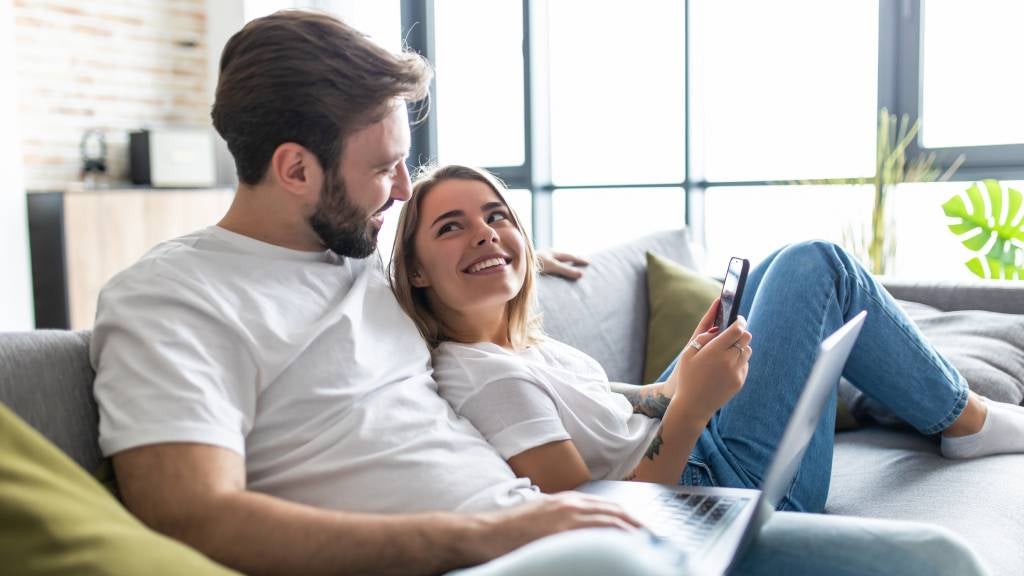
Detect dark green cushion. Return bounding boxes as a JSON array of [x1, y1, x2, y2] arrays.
[[0, 402, 240, 575], [643, 251, 722, 383]]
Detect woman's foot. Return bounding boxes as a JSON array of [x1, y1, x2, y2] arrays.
[[941, 393, 1024, 458]]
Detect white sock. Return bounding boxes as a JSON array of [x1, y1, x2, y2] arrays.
[[941, 397, 1024, 459]]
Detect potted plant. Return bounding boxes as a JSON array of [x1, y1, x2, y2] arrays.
[[799, 108, 963, 274]]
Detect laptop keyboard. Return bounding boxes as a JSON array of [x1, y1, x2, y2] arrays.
[[645, 492, 748, 548]]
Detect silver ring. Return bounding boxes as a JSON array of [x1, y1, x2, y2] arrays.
[[688, 339, 703, 351]]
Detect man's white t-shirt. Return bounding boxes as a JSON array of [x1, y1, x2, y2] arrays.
[[90, 226, 539, 513], [432, 339, 660, 481]]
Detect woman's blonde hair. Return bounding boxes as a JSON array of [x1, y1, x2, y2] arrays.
[[389, 164, 543, 349]]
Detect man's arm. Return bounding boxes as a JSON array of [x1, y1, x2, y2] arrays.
[[114, 443, 641, 576], [536, 250, 589, 280]]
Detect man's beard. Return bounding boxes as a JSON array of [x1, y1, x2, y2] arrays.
[[309, 173, 389, 259]]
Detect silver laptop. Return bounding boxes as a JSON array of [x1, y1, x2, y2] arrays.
[[579, 310, 867, 575]]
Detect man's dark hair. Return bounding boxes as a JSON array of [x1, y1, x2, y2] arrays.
[[212, 10, 431, 185]]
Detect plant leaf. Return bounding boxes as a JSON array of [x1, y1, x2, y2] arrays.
[[945, 180, 1024, 280], [964, 255, 1024, 280]]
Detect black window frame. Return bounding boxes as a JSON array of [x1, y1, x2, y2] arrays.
[[401, 0, 1024, 249], [892, 0, 1024, 182]]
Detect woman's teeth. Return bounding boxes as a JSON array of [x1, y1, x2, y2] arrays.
[[467, 258, 507, 273]]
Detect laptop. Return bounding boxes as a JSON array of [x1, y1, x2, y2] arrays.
[[579, 310, 867, 575]]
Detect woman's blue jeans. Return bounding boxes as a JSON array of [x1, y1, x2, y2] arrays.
[[659, 241, 969, 512]]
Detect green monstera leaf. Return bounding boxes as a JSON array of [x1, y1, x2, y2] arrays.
[[942, 179, 1024, 279]]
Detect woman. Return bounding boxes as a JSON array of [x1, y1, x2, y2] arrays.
[[389, 164, 1024, 512]]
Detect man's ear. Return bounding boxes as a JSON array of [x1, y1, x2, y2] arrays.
[[269, 142, 321, 200], [410, 269, 430, 288]]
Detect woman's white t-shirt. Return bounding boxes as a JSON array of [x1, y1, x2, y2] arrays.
[[432, 338, 660, 481]]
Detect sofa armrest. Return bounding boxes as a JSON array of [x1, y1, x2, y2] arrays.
[[880, 277, 1024, 314]]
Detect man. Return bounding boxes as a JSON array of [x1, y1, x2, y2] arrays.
[[91, 11, 987, 576]]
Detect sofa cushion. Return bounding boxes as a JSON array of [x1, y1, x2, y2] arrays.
[[538, 229, 700, 384], [899, 300, 1024, 405], [0, 402, 240, 575], [829, 427, 1024, 576], [0, 330, 102, 473], [840, 299, 1024, 427], [642, 251, 722, 383]]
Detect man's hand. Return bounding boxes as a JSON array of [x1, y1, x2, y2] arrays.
[[537, 250, 590, 280], [463, 493, 643, 564]]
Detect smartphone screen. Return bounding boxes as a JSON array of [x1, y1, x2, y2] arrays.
[[715, 257, 750, 330]]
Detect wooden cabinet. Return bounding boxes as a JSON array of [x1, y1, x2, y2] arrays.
[[28, 185, 234, 330]]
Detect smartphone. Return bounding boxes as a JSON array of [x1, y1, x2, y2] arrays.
[[714, 257, 750, 330]]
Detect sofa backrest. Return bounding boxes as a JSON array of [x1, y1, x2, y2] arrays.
[[0, 330, 101, 473], [0, 228, 700, 472], [537, 228, 700, 384]]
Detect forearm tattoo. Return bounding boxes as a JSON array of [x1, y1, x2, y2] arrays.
[[644, 425, 665, 461], [619, 387, 671, 419]]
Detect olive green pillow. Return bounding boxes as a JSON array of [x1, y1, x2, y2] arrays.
[[642, 252, 861, 430], [0, 403, 240, 576], [643, 251, 722, 383]]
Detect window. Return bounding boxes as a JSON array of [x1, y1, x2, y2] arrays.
[[703, 185, 873, 270], [397, 1, 1024, 281], [434, 0, 525, 167], [547, 0, 685, 186], [693, 0, 878, 182], [410, 0, 689, 253], [920, 2, 1024, 148], [552, 188, 685, 255]]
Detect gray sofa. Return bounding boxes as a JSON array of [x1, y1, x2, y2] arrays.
[[2, 229, 1022, 575], [535, 230, 1024, 576]]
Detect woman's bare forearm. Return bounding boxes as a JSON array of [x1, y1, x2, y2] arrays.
[[611, 382, 671, 419], [621, 399, 707, 484]]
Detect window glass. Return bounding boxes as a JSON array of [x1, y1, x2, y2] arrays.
[[693, 0, 877, 181], [434, 0, 525, 167], [921, 2, 1024, 148], [505, 189, 534, 242], [547, 0, 685, 185], [551, 188, 685, 255], [703, 185, 873, 271]]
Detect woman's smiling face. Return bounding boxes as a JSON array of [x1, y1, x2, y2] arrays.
[[410, 178, 527, 317]]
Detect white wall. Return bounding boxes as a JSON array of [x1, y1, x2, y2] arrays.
[[14, 0, 211, 191], [0, 0, 34, 330], [206, 0, 245, 187]]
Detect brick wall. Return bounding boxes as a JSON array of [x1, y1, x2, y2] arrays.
[[14, 0, 209, 191]]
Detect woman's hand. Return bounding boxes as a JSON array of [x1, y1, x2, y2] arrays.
[[664, 298, 752, 422], [661, 298, 719, 398]]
